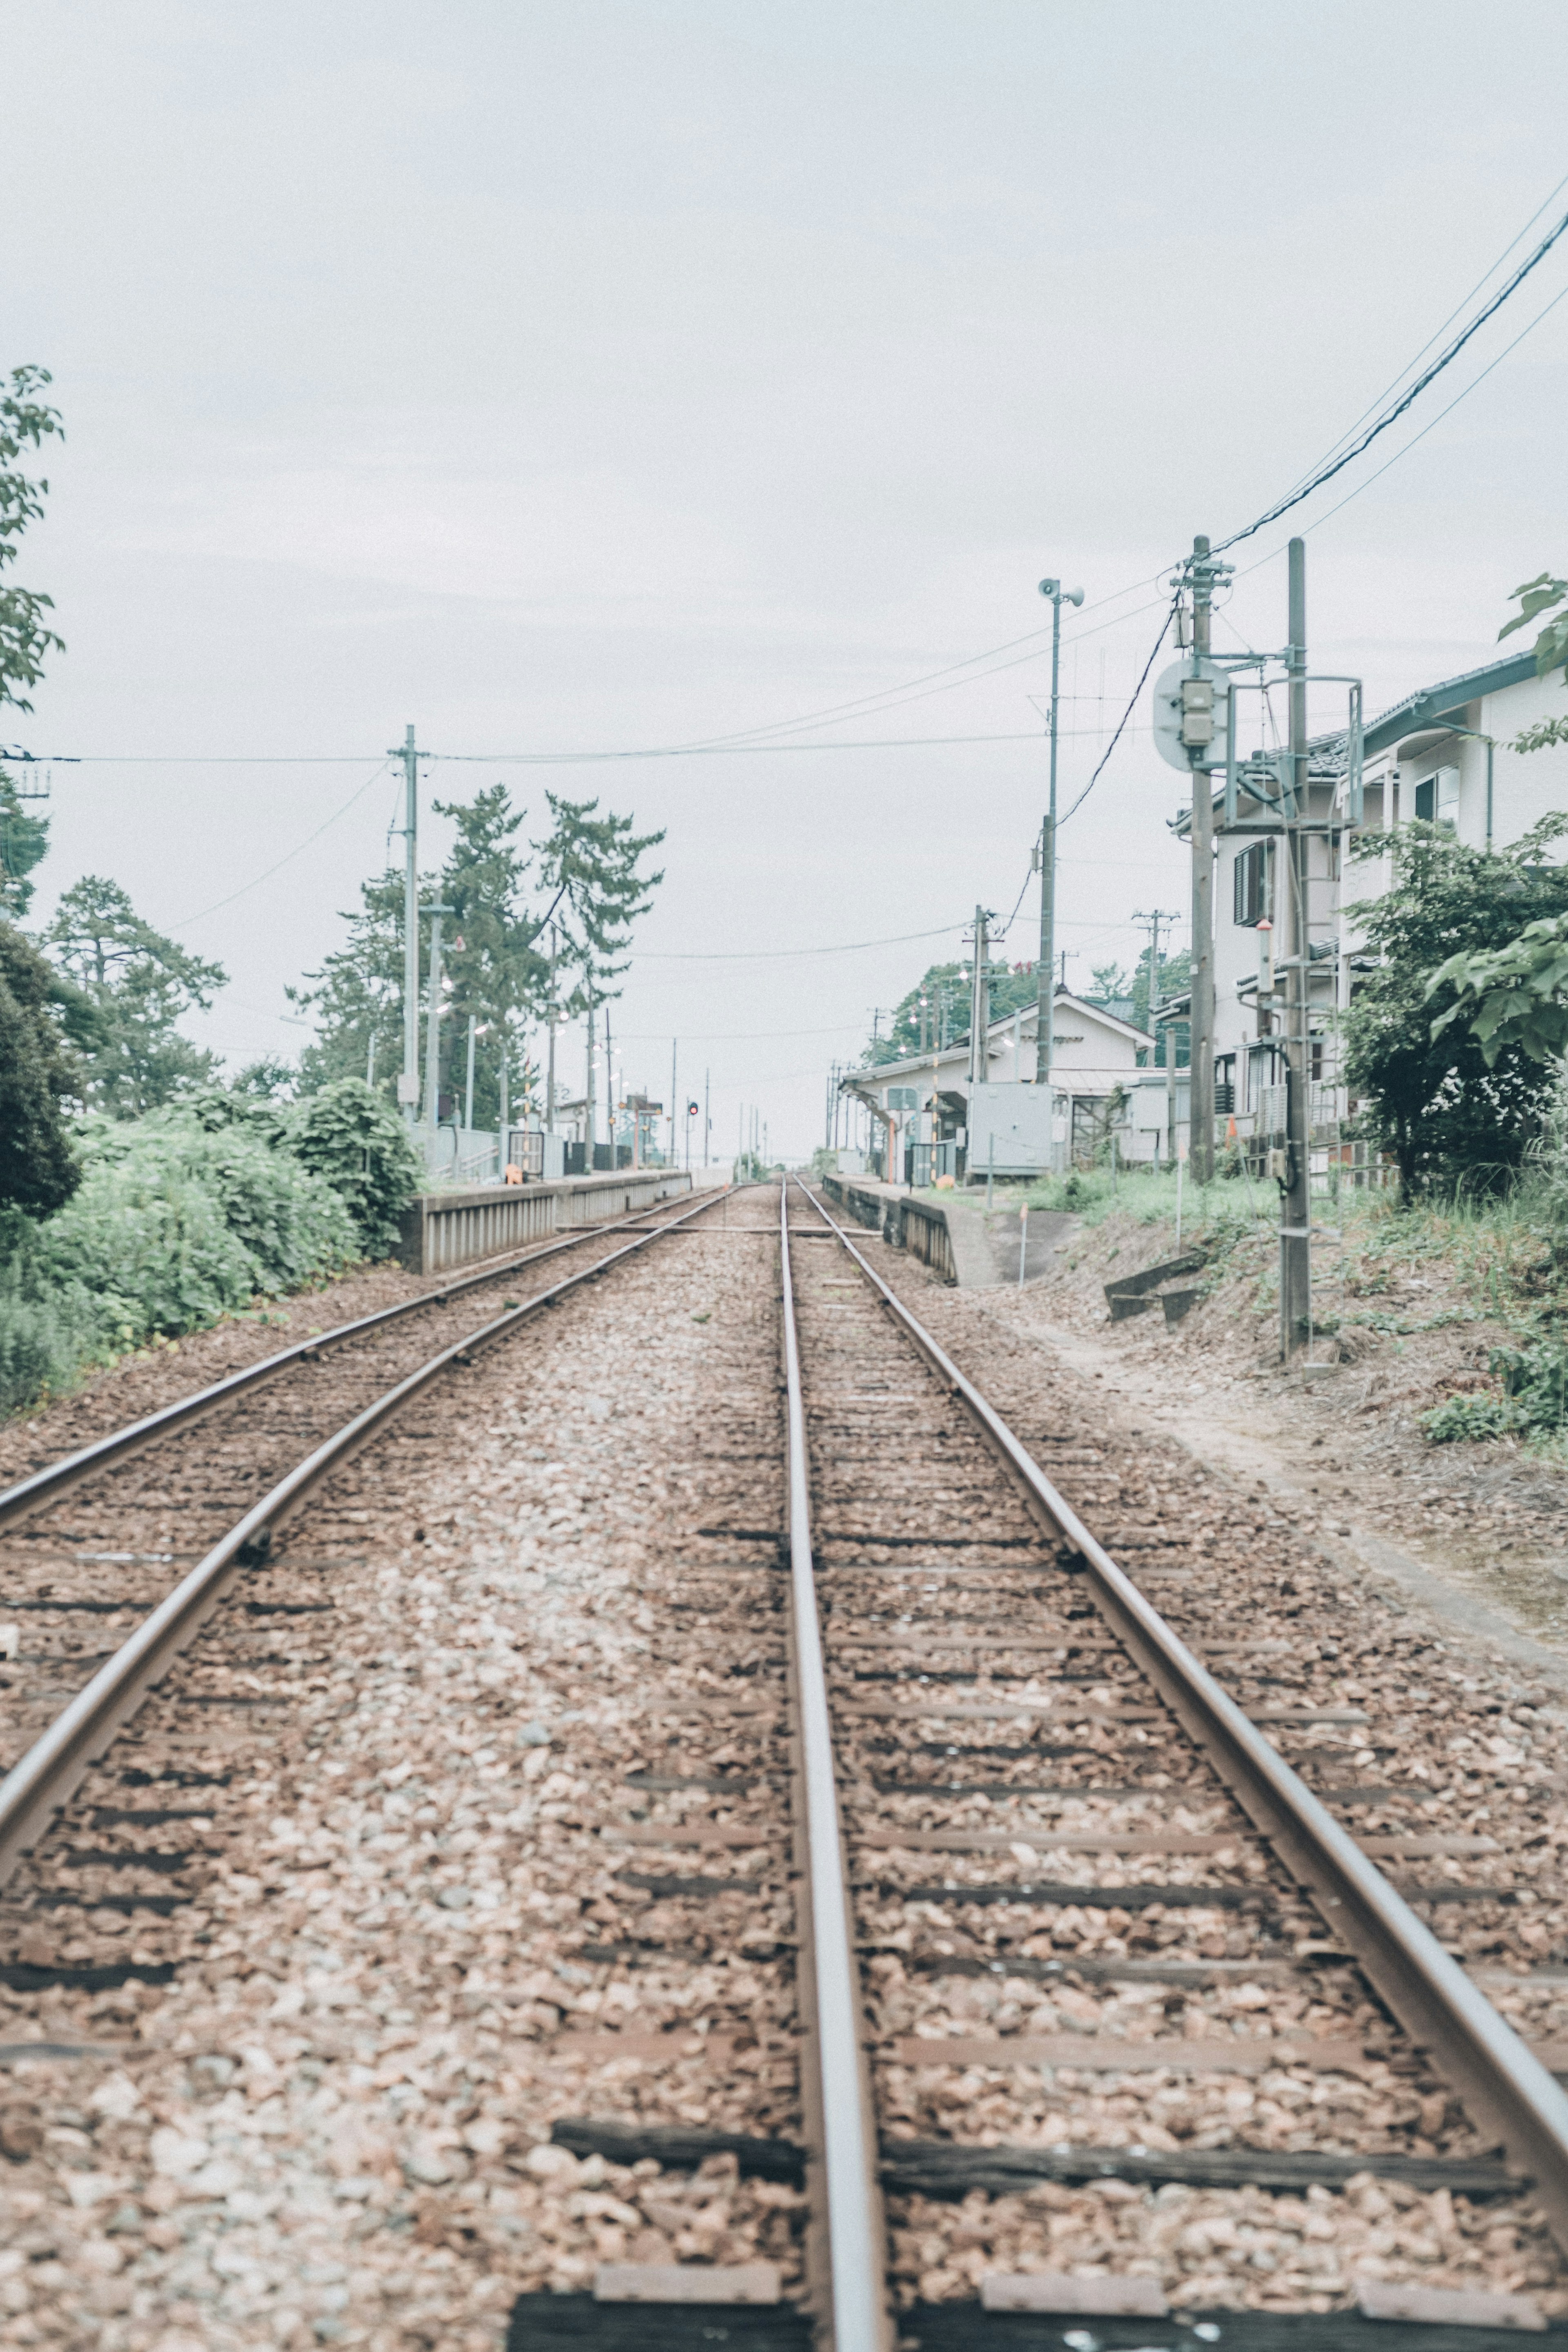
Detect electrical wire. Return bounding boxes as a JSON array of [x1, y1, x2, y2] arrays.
[[1057, 601, 1179, 830], [633, 920, 967, 962], [1274, 167, 1568, 503], [168, 760, 391, 931], [1212, 202, 1568, 555]]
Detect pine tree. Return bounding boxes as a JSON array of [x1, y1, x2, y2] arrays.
[[45, 876, 227, 1115]]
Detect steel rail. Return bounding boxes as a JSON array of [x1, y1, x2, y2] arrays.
[[778, 1184, 891, 2352], [791, 1178, 1568, 2254], [0, 1183, 711, 1536], [0, 1184, 731, 1892]]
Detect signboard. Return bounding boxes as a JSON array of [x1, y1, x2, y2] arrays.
[[1152, 657, 1231, 773]]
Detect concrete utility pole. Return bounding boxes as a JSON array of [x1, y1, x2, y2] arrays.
[[464, 1015, 477, 1134], [967, 906, 992, 1088], [545, 924, 558, 1134], [704, 1067, 710, 1168], [1035, 577, 1084, 1093], [1281, 537, 1313, 1357], [421, 904, 455, 1141], [1133, 908, 1180, 1170], [1187, 537, 1217, 1186], [390, 725, 420, 1127]]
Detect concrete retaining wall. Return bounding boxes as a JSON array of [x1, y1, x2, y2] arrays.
[[819, 1175, 969, 1285], [397, 1169, 693, 1274]]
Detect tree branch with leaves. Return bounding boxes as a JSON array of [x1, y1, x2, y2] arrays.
[[1500, 572, 1568, 754]]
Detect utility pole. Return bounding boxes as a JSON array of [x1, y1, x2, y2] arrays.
[[670, 1040, 678, 1169], [389, 724, 420, 1127], [499, 1038, 509, 1150], [1185, 537, 1221, 1186], [545, 923, 558, 1134], [704, 1067, 710, 1169], [967, 906, 992, 1089], [1034, 577, 1083, 1094], [585, 1000, 597, 1169], [421, 904, 455, 1142], [1133, 909, 1180, 1171], [1281, 536, 1313, 1357], [464, 1014, 477, 1133]]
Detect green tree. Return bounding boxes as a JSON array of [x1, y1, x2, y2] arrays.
[[285, 1078, 423, 1258], [436, 786, 550, 1127], [1088, 960, 1134, 1004], [1499, 572, 1568, 755], [866, 958, 1042, 1067], [291, 867, 405, 1098], [0, 365, 64, 718], [0, 367, 65, 915], [535, 789, 665, 1041], [0, 919, 84, 1215], [45, 875, 227, 1115], [1344, 817, 1568, 1192], [1428, 913, 1568, 1067], [0, 773, 50, 917]]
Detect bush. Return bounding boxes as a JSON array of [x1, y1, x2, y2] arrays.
[[283, 1078, 423, 1258], [1420, 1393, 1525, 1443], [0, 1114, 359, 1418], [1490, 1336, 1568, 1430]]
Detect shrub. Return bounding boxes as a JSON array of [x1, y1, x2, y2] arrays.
[[0, 1113, 359, 1418], [1490, 1336, 1568, 1430], [284, 1078, 423, 1257], [1420, 1393, 1524, 1443]]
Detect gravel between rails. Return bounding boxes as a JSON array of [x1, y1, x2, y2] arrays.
[[0, 1183, 802, 2350], [795, 1189, 1568, 2320], [0, 1196, 711, 1781], [9, 1175, 1568, 2344]]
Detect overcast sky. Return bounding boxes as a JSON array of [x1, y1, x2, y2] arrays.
[[7, 2, 1568, 1158]]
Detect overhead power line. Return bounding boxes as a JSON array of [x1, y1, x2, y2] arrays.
[[1213, 199, 1568, 555]]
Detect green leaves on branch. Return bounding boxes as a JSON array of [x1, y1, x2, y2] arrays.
[[1499, 572, 1568, 678], [1499, 572, 1568, 755], [1343, 817, 1568, 1192], [0, 365, 65, 717], [1429, 915, 1568, 1068]]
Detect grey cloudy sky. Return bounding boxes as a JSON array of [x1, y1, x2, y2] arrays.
[[7, 1, 1568, 1156]]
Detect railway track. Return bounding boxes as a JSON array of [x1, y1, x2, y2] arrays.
[[6, 1177, 1568, 2346], [0, 1181, 733, 1875]]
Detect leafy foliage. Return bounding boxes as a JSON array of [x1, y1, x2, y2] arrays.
[[865, 958, 1042, 1067], [0, 1114, 358, 1418], [1343, 819, 1568, 1191], [0, 920, 85, 1215], [283, 1078, 423, 1258], [1500, 572, 1568, 754], [1491, 1335, 1568, 1429], [0, 366, 65, 717], [535, 791, 665, 1014], [293, 786, 657, 1129], [291, 866, 404, 1098], [1429, 914, 1568, 1067], [435, 786, 551, 1124], [1419, 1392, 1523, 1443], [44, 875, 227, 1114], [0, 771, 49, 917]]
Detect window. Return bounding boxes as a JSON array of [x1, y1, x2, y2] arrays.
[[885, 1085, 919, 1111], [1234, 840, 1272, 925], [1413, 765, 1459, 831]]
